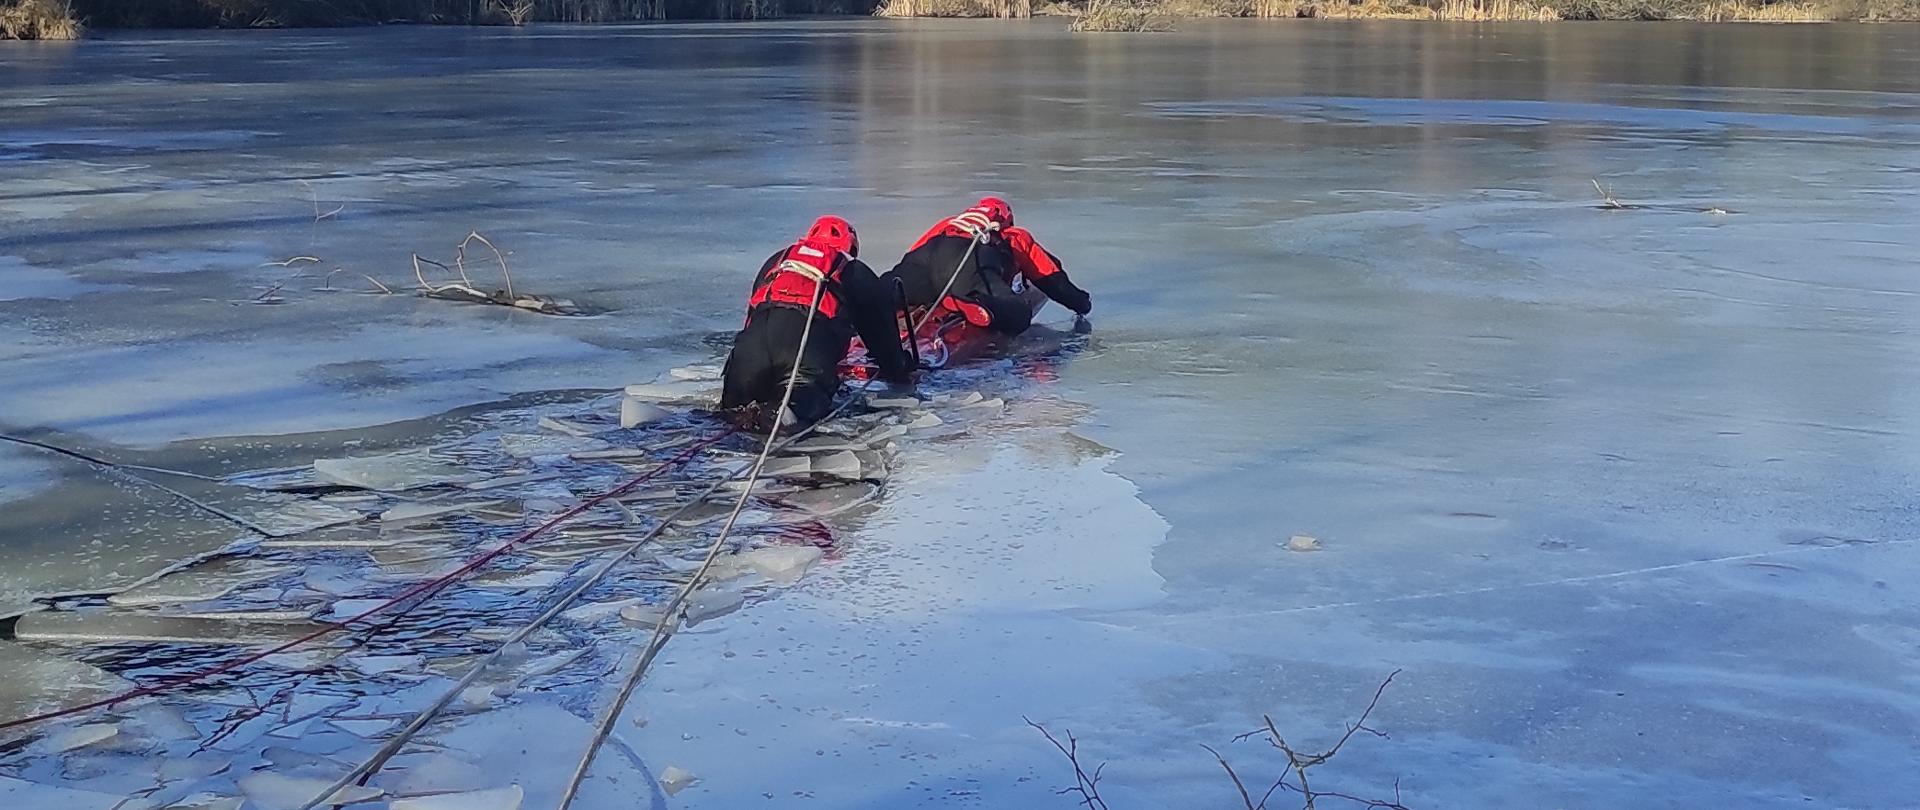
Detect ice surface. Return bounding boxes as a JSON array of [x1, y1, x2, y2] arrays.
[[713, 546, 822, 586], [389, 785, 525, 810], [237, 772, 384, 810], [5, 20, 1920, 810], [313, 451, 472, 492], [536, 416, 599, 437]]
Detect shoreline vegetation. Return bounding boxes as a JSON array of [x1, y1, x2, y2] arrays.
[[1, 0, 1916, 41]]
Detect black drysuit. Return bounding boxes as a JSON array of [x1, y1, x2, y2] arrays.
[[721, 248, 912, 430], [883, 229, 1091, 337]]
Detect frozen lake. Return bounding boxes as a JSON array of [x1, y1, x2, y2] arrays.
[[4, 18, 1920, 809]]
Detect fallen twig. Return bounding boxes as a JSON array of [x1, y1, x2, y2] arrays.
[[261, 256, 322, 268], [1591, 178, 1625, 210], [1025, 717, 1111, 810], [299, 179, 344, 222]]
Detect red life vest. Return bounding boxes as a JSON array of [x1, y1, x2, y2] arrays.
[[748, 238, 845, 321]]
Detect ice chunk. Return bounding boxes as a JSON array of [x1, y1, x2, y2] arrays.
[[775, 482, 879, 518], [618, 604, 668, 628], [668, 364, 722, 381], [867, 396, 921, 410], [166, 794, 242, 810], [623, 380, 718, 404], [381, 501, 499, 527], [262, 648, 346, 672], [261, 746, 348, 773], [237, 772, 384, 810], [788, 436, 866, 453], [684, 588, 744, 626], [287, 691, 348, 719], [498, 434, 609, 459], [325, 599, 389, 622], [44, 722, 119, 753], [0, 775, 124, 810], [567, 447, 656, 461], [12, 612, 330, 646], [329, 718, 396, 738], [659, 765, 698, 796], [248, 499, 367, 536], [348, 655, 425, 676], [267, 717, 319, 739], [513, 649, 584, 680], [620, 398, 672, 429], [129, 704, 199, 743], [1285, 534, 1323, 552], [262, 531, 426, 550], [469, 569, 565, 590], [906, 412, 943, 430], [381, 754, 490, 796], [537, 416, 599, 437], [950, 392, 984, 405], [390, 785, 525, 810], [313, 450, 473, 492], [808, 451, 862, 480], [109, 557, 292, 608], [963, 396, 1004, 410], [461, 472, 561, 492], [859, 424, 908, 445], [759, 455, 811, 479], [303, 567, 368, 597], [853, 450, 887, 481], [739, 546, 823, 586], [561, 598, 645, 625]]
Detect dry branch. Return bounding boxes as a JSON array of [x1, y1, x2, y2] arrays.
[[1025, 717, 1112, 810]]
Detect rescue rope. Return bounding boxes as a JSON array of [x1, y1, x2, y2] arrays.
[[308, 237, 995, 808], [0, 433, 274, 537], [0, 430, 729, 733], [919, 222, 996, 335], [553, 280, 828, 810]]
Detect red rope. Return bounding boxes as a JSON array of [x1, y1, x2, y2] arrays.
[[0, 427, 735, 731]]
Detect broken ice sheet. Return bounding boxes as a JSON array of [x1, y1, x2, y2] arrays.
[[737, 545, 823, 586], [561, 597, 646, 625], [537, 416, 600, 437], [684, 587, 744, 626], [242, 498, 367, 537], [469, 569, 565, 590], [12, 612, 331, 646], [167, 794, 243, 810], [348, 654, 425, 676], [312, 450, 475, 492], [808, 451, 862, 480], [391, 785, 526, 810], [42, 722, 119, 753], [381, 500, 501, 527], [0, 775, 125, 810], [498, 433, 609, 459], [0, 641, 132, 724], [237, 771, 383, 810], [108, 556, 293, 608], [771, 482, 879, 518]]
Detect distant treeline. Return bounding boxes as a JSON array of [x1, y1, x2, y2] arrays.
[[61, 0, 870, 26]]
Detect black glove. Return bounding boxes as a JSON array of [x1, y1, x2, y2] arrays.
[[1072, 293, 1092, 317]]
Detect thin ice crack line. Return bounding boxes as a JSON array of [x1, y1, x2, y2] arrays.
[[1136, 539, 1909, 627]]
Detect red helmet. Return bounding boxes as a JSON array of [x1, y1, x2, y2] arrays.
[[976, 196, 1013, 228], [804, 215, 858, 258]]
